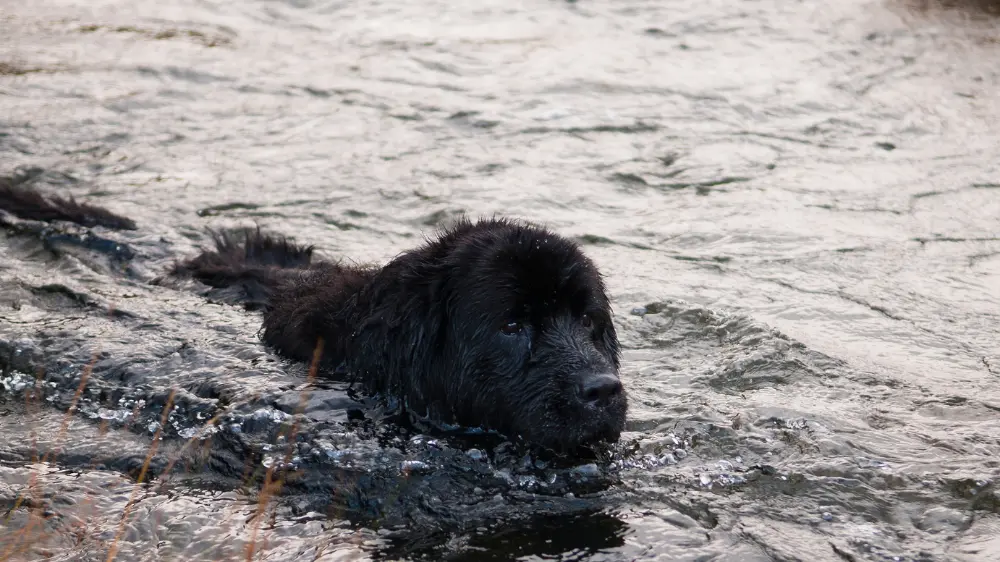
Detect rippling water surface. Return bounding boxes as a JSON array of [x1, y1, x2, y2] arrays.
[[2, 0, 999, 560]]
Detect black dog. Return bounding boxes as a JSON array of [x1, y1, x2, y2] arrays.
[[174, 220, 628, 452], [0, 182, 628, 452]]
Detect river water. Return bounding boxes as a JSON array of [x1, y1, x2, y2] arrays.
[[1, 0, 999, 560]]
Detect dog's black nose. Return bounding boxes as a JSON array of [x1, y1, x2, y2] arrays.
[[579, 373, 623, 406]]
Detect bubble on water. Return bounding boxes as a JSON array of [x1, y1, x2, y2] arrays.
[[261, 454, 298, 470], [520, 454, 534, 470], [466, 448, 484, 461], [116, 397, 146, 411], [252, 408, 290, 423], [178, 427, 199, 439], [97, 408, 131, 423], [856, 457, 891, 471], [518, 475, 541, 491], [570, 463, 600, 480], [494, 469, 514, 484], [785, 418, 808, 430], [400, 460, 431, 475], [325, 449, 350, 461], [0, 373, 34, 393], [714, 473, 746, 487]]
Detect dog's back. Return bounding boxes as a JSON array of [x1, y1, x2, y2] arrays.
[[171, 228, 317, 310], [174, 228, 376, 364]]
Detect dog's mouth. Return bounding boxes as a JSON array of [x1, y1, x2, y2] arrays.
[[530, 399, 628, 453], [577, 418, 626, 448], [534, 427, 624, 458]]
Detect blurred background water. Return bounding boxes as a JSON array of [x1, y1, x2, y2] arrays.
[[1, 0, 999, 560]]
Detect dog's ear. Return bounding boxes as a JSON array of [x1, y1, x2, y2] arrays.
[[601, 314, 622, 369], [392, 286, 446, 382], [350, 267, 446, 411]]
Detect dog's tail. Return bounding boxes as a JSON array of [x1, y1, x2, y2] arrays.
[[171, 228, 315, 309], [0, 179, 137, 230]]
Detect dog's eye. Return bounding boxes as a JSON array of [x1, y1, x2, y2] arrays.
[[581, 314, 593, 329], [500, 321, 524, 335]]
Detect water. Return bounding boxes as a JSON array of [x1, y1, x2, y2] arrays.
[[2, 0, 999, 560]]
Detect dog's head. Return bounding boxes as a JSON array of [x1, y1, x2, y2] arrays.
[[412, 219, 627, 452]]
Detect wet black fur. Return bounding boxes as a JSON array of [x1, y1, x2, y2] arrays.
[[0, 175, 137, 230], [0, 181, 627, 451], [174, 220, 628, 451]]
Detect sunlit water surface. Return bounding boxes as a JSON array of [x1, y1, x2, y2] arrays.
[[1, 0, 999, 560]]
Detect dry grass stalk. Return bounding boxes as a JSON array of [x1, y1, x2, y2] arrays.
[[244, 337, 324, 561], [104, 389, 177, 562]]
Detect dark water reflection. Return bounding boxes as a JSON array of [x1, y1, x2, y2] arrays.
[[2, 0, 1000, 560], [904, 0, 1000, 17]]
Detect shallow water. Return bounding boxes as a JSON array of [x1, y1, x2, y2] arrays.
[[2, 0, 999, 560]]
